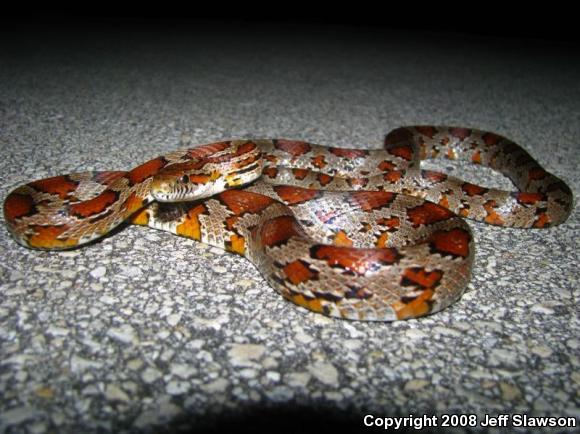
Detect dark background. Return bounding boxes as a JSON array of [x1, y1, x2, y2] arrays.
[[1, 5, 578, 46]]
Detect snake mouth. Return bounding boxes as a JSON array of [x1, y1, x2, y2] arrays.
[[151, 158, 263, 202], [150, 170, 260, 203], [151, 181, 218, 202]]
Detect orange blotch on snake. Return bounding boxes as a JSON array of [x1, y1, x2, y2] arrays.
[[228, 234, 246, 255], [387, 144, 413, 161], [378, 160, 396, 171], [30, 175, 78, 199], [28, 225, 78, 249], [333, 231, 353, 247], [225, 216, 238, 231], [4, 193, 35, 221], [351, 191, 395, 211], [415, 126, 437, 138], [383, 171, 402, 183], [311, 245, 399, 275], [260, 216, 301, 247], [232, 141, 258, 156], [129, 209, 150, 226], [121, 192, 147, 215], [348, 178, 369, 188], [392, 289, 434, 320], [483, 200, 505, 226], [422, 170, 448, 183], [275, 140, 312, 157], [407, 202, 454, 227], [127, 157, 166, 185], [311, 154, 327, 169], [273, 185, 320, 205], [219, 190, 275, 215], [283, 260, 316, 285], [377, 217, 400, 229], [446, 148, 457, 159], [482, 132, 502, 146], [514, 192, 544, 205], [533, 213, 551, 228], [292, 169, 309, 180], [188, 174, 212, 184], [175, 204, 206, 241], [461, 183, 488, 197], [262, 167, 279, 178], [376, 232, 389, 248], [329, 148, 368, 159], [429, 228, 471, 258], [287, 293, 324, 313], [458, 208, 470, 218], [471, 150, 482, 164], [186, 141, 231, 159], [70, 190, 118, 218], [401, 267, 443, 289], [317, 173, 333, 186], [438, 195, 450, 209], [449, 127, 471, 141]]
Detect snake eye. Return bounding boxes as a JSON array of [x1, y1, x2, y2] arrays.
[[181, 175, 189, 183]]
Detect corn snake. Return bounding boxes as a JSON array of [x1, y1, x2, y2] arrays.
[[3, 126, 573, 321]]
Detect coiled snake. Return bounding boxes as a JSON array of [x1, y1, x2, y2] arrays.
[[3, 126, 573, 321]]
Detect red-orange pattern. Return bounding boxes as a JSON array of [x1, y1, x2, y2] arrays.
[[3, 126, 572, 322]]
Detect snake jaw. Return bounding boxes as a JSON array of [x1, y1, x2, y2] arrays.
[[151, 177, 217, 202], [150, 160, 263, 203]]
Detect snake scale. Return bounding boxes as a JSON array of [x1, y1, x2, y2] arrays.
[[3, 126, 573, 321]]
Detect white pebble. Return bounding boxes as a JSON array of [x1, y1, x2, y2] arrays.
[[58, 281, 72, 289], [531, 304, 555, 315], [405, 329, 428, 340], [212, 265, 228, 273], [121, 265, 142, 277], [266, 371, 281, 382], [105, 384, 130, 403], [141, 367, 162, 384], [90, 266, 107, 279], [307, 362, 339, 387], [201, 378, 229, 393], [170, 363, 197, 379], [404, 379, 429, 391], [167, 313, 182, 327], [285, 372, 311, 388], [166, 380, 191, 395], [228, 344, 266, 367], [531, 345, 553, 358], [239, 368, 258, 379], [107, 325, 136, 345], [70, 355, 103, 373]]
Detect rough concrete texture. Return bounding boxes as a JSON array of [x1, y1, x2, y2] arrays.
[[0, 22, 578, 433]]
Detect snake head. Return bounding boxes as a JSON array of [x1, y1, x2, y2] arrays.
[[151, 141, 263, 202]]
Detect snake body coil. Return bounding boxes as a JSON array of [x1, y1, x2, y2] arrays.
[[3, 126, 572, 321]]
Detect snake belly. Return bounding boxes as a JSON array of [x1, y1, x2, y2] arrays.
[[3, 126, 573, 321]]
